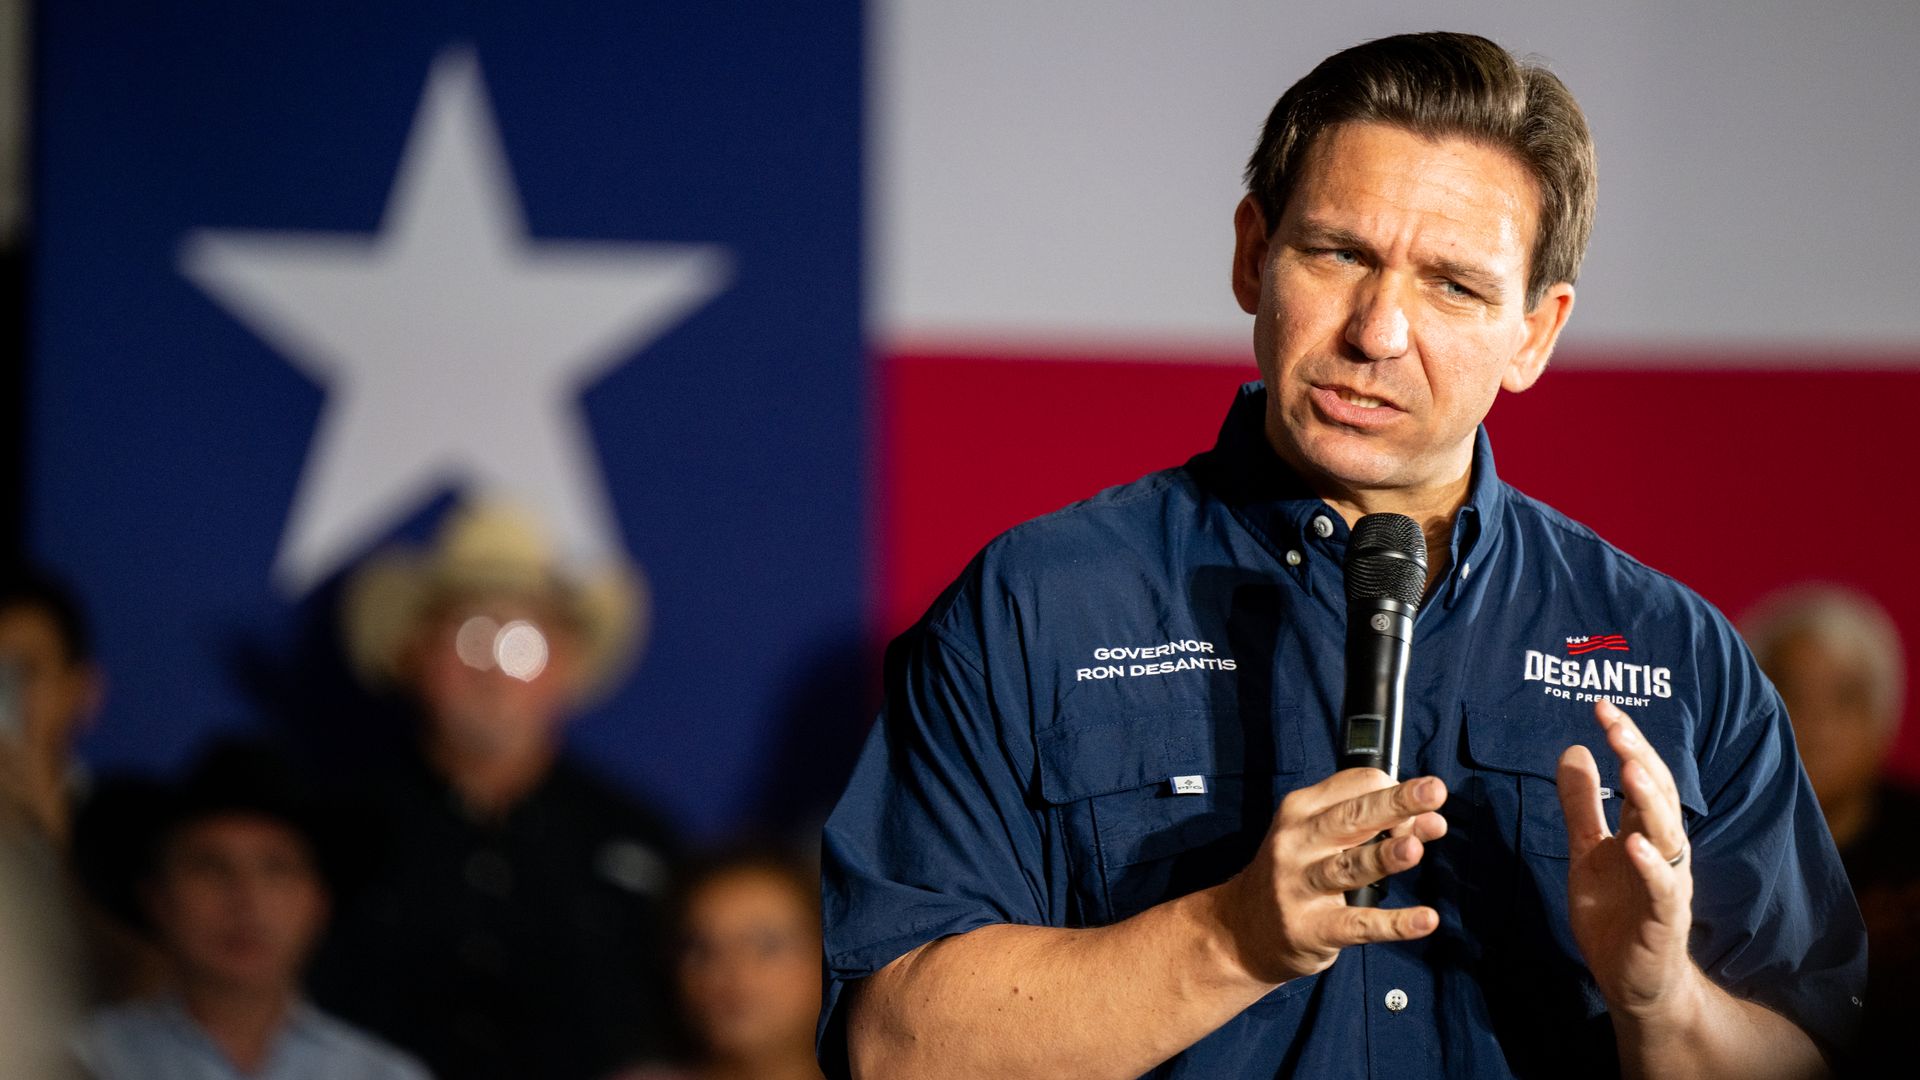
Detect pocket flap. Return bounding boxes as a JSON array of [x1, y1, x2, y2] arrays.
[[1464, 704, 1707, 817], [1036, 706, 1304, 804]]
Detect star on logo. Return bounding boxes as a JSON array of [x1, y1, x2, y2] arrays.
[[1566, 633, 1630, 655], [180, 47, 732, 594]]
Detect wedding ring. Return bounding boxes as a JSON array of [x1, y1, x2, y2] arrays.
[[1664, 844, 1688, 868]]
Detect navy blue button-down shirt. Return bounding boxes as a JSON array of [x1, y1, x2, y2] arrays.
[[822, 383, 1865, 1078]]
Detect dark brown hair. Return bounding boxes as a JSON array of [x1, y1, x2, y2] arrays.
[[1244, 31, 1596, 309], [677, 847, 822, 928]]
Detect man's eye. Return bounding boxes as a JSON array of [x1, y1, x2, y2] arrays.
[[1441, 280, 1478, 300], [1326, 249, 1359, 264]]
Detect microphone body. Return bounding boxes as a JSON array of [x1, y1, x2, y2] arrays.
[[1337, 595, 1416, 779], [1337, 513, 1427, 908]]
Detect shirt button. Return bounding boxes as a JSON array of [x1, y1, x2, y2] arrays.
[[1311, 515, 1334, 538], [1460, 561, 1472, 579], [464, 850, 515, 898], [1385, 988, 1408, 1012], [1285, 550, 1302, 566]]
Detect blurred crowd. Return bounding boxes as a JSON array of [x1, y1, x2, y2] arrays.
[[0, 501, 831, 1080], [2, 498, 1916, 1078]]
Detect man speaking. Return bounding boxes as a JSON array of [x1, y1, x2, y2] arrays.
[[820, 32, 1864, 1079]]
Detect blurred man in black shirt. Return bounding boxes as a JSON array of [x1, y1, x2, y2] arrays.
[[311, 502, 683, 1080]]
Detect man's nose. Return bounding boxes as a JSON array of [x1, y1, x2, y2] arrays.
[[1344, 276, 1411, 361]]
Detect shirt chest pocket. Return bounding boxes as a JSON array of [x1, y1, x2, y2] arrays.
[[1462, 704, 1708, 862], [1036, 707, 1307, 926]]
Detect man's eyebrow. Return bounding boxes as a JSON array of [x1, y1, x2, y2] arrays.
[[1428, 255, 1509, 298], [1289, 221, 1371, 251]]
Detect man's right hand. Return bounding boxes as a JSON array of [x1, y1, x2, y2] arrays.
[[1207, 768, 1449, 986], [846, 768, 1451, 1078]]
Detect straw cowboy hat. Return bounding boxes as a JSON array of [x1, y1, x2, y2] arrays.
[[342, 501, 648, 702]]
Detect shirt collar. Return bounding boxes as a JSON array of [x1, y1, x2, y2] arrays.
[[1191, 381, 1508, 593], [159, 992, 322, 1043], [1454, 424, 1507, 572]]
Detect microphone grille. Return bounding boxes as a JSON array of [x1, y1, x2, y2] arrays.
[[1343, 513, 1429, 608]]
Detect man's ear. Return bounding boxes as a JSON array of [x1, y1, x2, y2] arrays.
[[75, 663, 105, 731], [1503, 281, 1575, 393], [1232, 194, 1271, 315]]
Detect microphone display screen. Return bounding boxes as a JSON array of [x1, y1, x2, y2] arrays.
[[1343, 715, 1384, 755]]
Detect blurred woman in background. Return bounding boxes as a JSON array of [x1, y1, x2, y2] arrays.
[[623, 852, 825, 1080]]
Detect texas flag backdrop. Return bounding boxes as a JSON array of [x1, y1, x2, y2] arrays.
[[29, 2, 1920, 839]]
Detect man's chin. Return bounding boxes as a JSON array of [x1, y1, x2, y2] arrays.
[[1287, 439, 1408, 495], [437, 719, 542, 761], [198, 960, 298, 997]]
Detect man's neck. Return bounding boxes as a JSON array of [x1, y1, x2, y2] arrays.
[[14, 746, 74, 842], [179, 977, 297, 1075], [426, 736, 556, 819], [1263, 419, 1474, 588], [1314, 475, 1469, 591]]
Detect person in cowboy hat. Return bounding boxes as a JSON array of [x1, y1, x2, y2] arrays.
[[307, 499, 686, 1080], [71, 740, 430, 1080]]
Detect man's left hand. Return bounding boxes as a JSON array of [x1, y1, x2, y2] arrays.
[[1557, 699, 1697, 1019]]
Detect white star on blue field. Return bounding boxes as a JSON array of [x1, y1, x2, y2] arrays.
[[181, 47, 733, 594]]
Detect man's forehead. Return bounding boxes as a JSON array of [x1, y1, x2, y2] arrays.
[[1289, 122, 1540, 267], [168, 812, 312, 857]]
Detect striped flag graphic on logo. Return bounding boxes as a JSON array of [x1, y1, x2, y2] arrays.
[[1566, 635, 1630, 656]]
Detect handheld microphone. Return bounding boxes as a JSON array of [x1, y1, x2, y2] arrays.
[[1338, 512, 1427, 908]]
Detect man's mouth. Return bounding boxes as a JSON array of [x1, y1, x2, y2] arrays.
[[1307, 383, 1405, 428]]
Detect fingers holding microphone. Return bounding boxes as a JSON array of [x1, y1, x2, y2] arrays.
[[1210, 768, 1448, 987]]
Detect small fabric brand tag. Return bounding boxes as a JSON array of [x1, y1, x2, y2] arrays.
[[1170, 775, 1207, 795]]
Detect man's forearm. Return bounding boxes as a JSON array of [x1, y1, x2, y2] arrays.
[[1613, 967, 1829, 1080], [846, 888, 1273, 1080]]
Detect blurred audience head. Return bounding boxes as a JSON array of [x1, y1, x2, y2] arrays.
[[0, 567, 103, 840], [342, 500, 644, 806], [1742, 584, 1906, 835], [102, 743, 336, 1000], [676, 851, 823, 1077]]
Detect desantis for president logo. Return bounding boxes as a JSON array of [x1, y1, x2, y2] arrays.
[[1523, 632, 1672, 707]]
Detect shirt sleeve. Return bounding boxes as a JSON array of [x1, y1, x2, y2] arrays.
[[816, 604, 1048, 1078], [1688, 653, 1867, 1059]]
